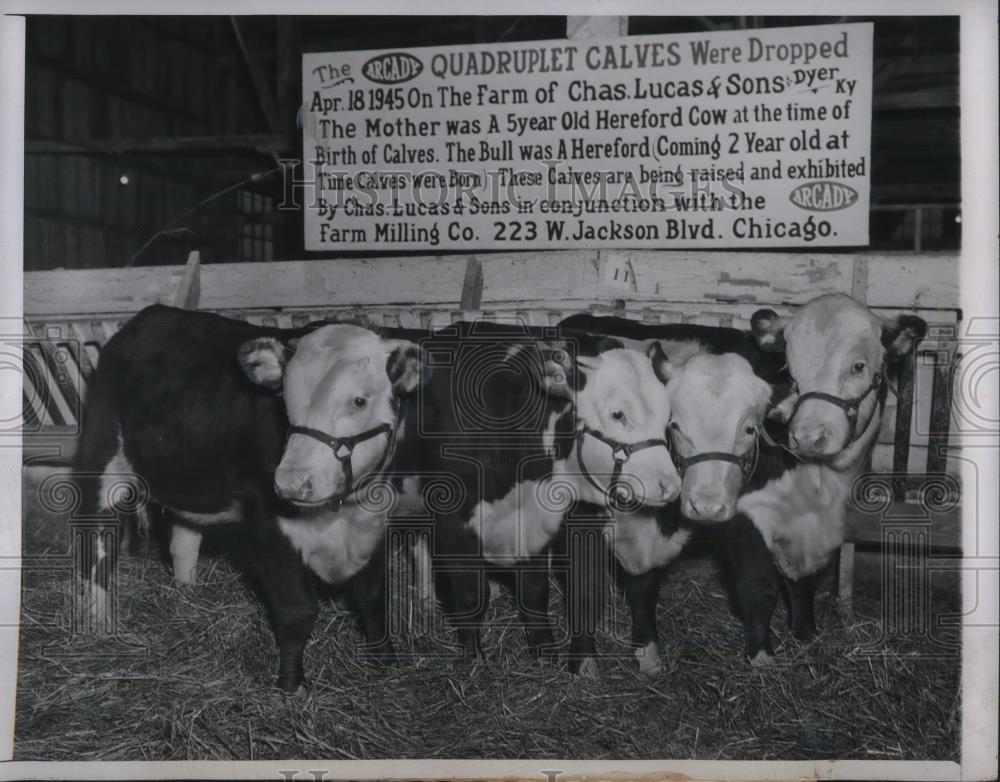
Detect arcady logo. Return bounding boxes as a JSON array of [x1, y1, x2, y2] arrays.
[[789, 181, 859, 212], [362, 53, 423, 84]]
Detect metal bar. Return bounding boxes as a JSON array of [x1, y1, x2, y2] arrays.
[[926, 349, 954, 476], [892, 344, 917, 501]]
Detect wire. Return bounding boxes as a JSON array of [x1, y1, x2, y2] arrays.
[[125, 164, 284, 267]]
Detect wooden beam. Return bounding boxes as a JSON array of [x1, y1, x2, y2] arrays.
[[28, 53, 209, 126], [230, 17, 280, 134], [566, 16, 627, 39], [171, 250, 202, 310], [276, 18, 297, 135], [22, 251, 961, 318]]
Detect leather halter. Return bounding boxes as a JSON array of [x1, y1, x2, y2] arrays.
[[789, 367, 887, 448], [284, 420, 396, 511], [667, 430, 759, 486], [575, 423, 671, 510]]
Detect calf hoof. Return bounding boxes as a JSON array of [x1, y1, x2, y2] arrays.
[[570, 656, 600, 678], [792, 625, 818, 644], [749, 649, 776, 667], [172, 569, 197, 586], [277, 674, 307, 694], [634, 641, 663, 677]]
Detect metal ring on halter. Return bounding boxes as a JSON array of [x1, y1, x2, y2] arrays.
[[788, 368, 887, 446], [667, 430, 759, 487], [284, 421, 396, 510], [575, 424, 670, 509]]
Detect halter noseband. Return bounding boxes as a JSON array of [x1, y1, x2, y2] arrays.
[[789, 368, 887, 447], [667, 431, 759, 486], [575, 423, 670, 510], [284, 421, 396, 511]]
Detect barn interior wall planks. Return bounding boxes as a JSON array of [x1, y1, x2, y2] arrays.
[[8, 9, 992, 781]]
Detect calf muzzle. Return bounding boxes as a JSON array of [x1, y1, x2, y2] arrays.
[[282, 422, 395, 510]]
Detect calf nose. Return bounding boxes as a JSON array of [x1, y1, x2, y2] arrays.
[[275, 471, 314, 502], [658, 476, 681, 502], [687, 495, 731, 522], [792, 425, 830, 453]]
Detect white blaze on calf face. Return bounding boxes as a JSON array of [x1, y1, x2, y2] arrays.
[[240, 324, 421, 506], [667, 353, 771, 522], [572, 348, 680, 507]]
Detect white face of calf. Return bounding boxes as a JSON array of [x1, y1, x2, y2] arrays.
[[565, 347, 680, 508], [665, 352, 772, 522], [238, 324, 423, 507], [753, 293, 926, 459]]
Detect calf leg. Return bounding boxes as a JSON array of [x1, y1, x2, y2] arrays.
[[513, 558, 556, 660], [235, 509, 319, 692], [434, 520, 487, 658], [169, 523, 203, 585], [623, 566, 665, 676], [785, 572, 820, 643], [724, 513, 780, 664], [71, 423, 138, 634], [563, 520, 611, 676], [348, 538, 396, 663]]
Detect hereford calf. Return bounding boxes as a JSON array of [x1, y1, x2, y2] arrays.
[[395, 320, 681, 663], [556, 317, 787, 675], [562, 294, 924, 672], [74, 305, 423, 691], [737, 292, 926, 662]]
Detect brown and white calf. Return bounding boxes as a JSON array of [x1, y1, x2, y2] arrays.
[[74, 305, 423, 691]]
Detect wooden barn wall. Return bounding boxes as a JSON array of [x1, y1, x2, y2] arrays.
[[23, 17, 264, 270]]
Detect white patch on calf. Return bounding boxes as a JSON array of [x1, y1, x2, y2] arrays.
[[634, 640, 663, 677], [278, 504, 386, 584], [465, 478, 566, 566], [170, 525, 203, 585], [737, 464, 852, 580], [609, 511, 691, 575]]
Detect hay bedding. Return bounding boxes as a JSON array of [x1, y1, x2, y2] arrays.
[[15, 469, 960, 761]]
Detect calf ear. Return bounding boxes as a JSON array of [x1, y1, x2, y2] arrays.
[[751, 308, 787, 352], [882, 314, 927, 357], [540, 342, 574, 399], [767, 391, 797, 423], [647, 340, 675, 384], [386, 341, 425, 395], [237, 337, 290, 391]]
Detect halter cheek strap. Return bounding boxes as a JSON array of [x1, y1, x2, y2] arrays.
[[575, 424, 670, 509], [789, 368, 887, 446], [285, 421, 395, 510]]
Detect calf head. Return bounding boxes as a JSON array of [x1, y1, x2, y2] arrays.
[[238, 324, 423, 508], [653, 349, 772, 522], [752, 293, 926, 460], [551, 343, 680, 509]]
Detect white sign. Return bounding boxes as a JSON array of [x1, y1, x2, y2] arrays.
[[301, 23, 873, 251]]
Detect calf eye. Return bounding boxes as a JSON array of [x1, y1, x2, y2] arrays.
[[353, 396, 368, 408], [669, 421, 681, 433], [611, 410, 626, 422], [745, 425, 756, 436], [851, 361, 866, 374]]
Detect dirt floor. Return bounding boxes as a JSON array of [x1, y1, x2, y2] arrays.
[[14, 466, 961, 761]]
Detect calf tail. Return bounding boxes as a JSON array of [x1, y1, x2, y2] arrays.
[[70, 366, 145, 634]]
